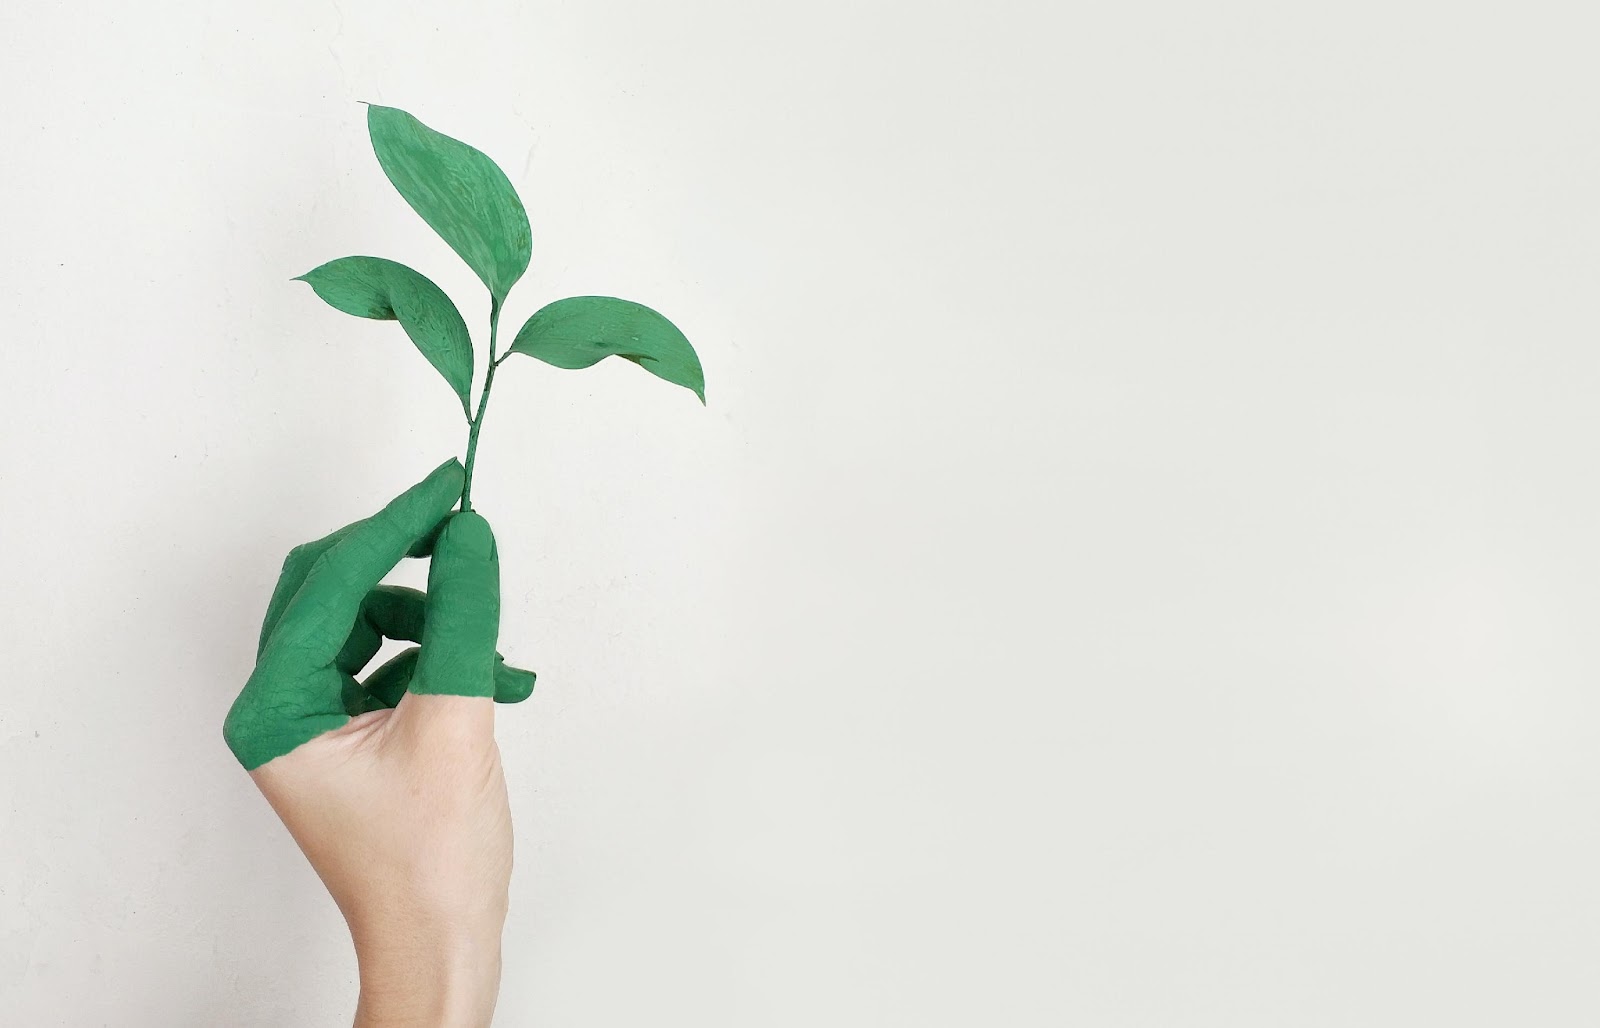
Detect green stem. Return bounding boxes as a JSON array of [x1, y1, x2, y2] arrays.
[[460, 297, 502, 512]]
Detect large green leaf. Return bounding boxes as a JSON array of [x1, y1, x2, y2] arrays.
[[293, 256, 474, 413], [507, 296, 706, 404], [366, 104, 531, 305]]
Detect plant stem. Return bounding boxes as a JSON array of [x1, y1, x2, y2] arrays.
[[460, 297, 502, 513]]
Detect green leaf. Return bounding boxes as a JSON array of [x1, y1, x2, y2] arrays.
[[507, 296, 706, 404], [366, 104, 531, 305], [293, 256, 474, 414]]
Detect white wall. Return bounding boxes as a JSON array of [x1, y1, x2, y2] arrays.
[[3, 1, 1598, 1024]]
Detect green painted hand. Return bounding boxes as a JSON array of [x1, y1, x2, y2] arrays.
[[223, 458, 533, 770]]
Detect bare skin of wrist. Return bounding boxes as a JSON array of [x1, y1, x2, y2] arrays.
[[353, 935, 502, 1028], [251, 695, 512, 1028]]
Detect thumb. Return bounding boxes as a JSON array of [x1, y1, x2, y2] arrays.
[[411, 511, 500, 698]]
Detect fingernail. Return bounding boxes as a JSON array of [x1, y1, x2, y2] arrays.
[[445, 512, 495, 560]]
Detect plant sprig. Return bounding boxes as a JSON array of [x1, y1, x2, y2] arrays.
[[294, 103, 706, 512]]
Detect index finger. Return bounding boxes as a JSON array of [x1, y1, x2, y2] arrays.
[[265, 458, 465, 668]]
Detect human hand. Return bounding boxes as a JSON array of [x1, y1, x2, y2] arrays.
[[223, 458, 533, 1027]]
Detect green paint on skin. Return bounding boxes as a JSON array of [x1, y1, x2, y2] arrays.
[[335, 586, 535, 710], [224, 460, 532, 770]]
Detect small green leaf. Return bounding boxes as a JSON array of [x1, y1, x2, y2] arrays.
[[507, 296, 706, 404], [366, 104, 531, 305], [293, 256, 474, 414]]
